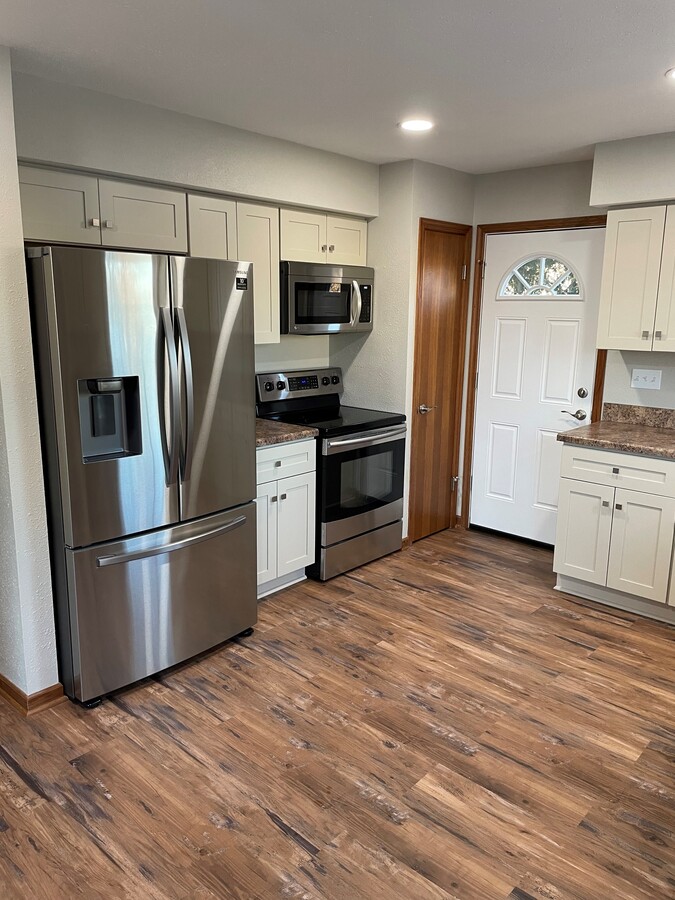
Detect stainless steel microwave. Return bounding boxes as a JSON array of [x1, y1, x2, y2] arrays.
[[280, 261, 374, 334]]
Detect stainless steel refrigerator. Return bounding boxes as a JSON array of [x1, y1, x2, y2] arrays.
[[28, 246, 257, 703]]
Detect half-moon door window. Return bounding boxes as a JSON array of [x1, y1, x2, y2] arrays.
[[498, 256, 582, 299]]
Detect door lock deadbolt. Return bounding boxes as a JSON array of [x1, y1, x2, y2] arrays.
[[577, 387, 588, 398]]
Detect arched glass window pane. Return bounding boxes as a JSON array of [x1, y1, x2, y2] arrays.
[[498, 255, 582, 299]]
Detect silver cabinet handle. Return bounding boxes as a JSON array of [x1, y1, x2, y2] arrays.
[[561, 409, 587, 421], [274, 460, 282, 467], [615, 503, 623, 511], [175, 308, 195, 481], [612, 467, 619, 474], [89, 217, 101, 228], [642, 330, 650, 340], [328, 244, 335, 252], [159, 307, 180, 486], [655, 331, 663, 340], [321, 244, 327, 252], [96, 515, 246, 567], [418, 404, 436, 414], [271, 496, 278, 503], [103, 220, 114, 229], [280, 493, 287, 500], [602, 500, 609, 508]]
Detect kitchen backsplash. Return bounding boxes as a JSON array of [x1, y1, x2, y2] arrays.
[[603, 350, 675, 410]]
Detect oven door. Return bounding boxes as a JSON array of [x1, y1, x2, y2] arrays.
[[288, 275, 364, 334], [320, 425, 406, 545]]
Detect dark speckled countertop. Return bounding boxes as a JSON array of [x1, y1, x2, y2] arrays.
[[256, 418, 318, 447], [558, 421, 675, 461]]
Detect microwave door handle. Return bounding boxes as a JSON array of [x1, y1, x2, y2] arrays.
[[350, 281, 362, 326]]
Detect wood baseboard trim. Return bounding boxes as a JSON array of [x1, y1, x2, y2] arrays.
[[401, 537, 412, 550], [0, 673, 66, 716]]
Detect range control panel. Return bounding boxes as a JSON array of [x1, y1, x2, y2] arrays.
[[256, 367, 343, 403]]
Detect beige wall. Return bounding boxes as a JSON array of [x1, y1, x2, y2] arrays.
[[0, 48, 58, 695], [12, 73, 379, 217], [592, 132, 675, 207]]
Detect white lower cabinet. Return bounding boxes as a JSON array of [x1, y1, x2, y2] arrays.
[[554, 446, 675, 607], [256, 440, 316, 596]]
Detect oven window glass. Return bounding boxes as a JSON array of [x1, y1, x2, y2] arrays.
[[322, 439, 405, 522], [294, 282, 351, 324]]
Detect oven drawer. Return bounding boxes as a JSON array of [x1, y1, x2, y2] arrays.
[[560, 444, 675, 497], [256, 439, 316, 484]]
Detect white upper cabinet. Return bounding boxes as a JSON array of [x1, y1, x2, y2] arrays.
[[237, 202, 280, 345], [326, 215, 368, 266], [281, 208, 367, 265], [19, 166, 102, 245], [654, 207, 675, 352], [596, 205, 668, 350], [187, 194, 237, 259], [98, 179, 188, 252]]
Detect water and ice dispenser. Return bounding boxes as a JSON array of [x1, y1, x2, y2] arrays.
[[78, 377, 142, 462]]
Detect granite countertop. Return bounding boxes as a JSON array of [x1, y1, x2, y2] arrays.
[[256, 418, 318, 447], [558, 421, 675, 460]]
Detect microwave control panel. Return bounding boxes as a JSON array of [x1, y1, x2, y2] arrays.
[[358, 284, 372, 323]]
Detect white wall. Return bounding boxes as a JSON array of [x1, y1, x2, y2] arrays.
[[603, 351, 675, 410], [12, 74, 379, 217], [255, 336, 329, 374], [591, 133, 675, 207], [0, 48, 58, 695]]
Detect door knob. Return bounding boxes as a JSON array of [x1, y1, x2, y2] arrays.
[[561, 409, 587, 421], [418, 404, 436, 414]]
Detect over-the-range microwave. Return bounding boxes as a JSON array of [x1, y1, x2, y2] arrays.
[[280, 261, 374, 334]]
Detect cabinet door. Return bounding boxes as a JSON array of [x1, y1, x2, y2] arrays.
[[256, 481, 278, 586], [98, 179, 188, 252], [653, 205, 675, 352], [326, 215, 367, 265], [280, 209, 327, 263], [277, 472, 316, 577], [188, 194, 237, 260], [606, 489, 675, 603], [19, 166, 102, 245], [596, 206, 666, 350], [237, 203, 280, 344], [553, 478, 613, 585]]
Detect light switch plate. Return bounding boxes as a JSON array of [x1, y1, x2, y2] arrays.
[[631, 368, 662, 390]]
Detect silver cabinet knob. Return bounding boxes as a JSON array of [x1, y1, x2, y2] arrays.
[[602, 500, 610, 508], [89, 217, 101, 227], [280, 493, 287, 500], [615, 503, 623, 510], [321, 244, 327, 252], [103, 220, 114, 229], [561, 409, 587, 421], [328, 244, 335, 252], [271, 496, 278, 503], [655, 331, 663, 340], [418, 404, 437, 414], [642, 330, 650, 340]]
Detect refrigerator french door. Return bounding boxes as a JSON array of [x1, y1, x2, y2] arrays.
[[28, 246, 257, 702]]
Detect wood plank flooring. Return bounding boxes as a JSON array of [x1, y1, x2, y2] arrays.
[[0, 528, 674, 898]]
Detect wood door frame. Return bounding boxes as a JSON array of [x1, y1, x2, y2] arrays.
[[410, 217, 473, 540], [460, 214, 608, 528]]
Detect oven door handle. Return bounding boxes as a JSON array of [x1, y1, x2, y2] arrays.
[[323, 425, 406, 455], [350, 280, 362, 327]]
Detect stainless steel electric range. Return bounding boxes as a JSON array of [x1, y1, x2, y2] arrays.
[[256, 368, 406, 580]]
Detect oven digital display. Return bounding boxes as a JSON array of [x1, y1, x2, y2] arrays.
[[288, 375, 319, 391]]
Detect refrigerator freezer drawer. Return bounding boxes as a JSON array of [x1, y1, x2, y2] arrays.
[[63, 503, 257, 701]]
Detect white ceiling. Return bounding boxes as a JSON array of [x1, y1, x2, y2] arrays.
[[2, 0, 675, 174]]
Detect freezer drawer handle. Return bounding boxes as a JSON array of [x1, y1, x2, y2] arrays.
[[95, 514, 247, 568]]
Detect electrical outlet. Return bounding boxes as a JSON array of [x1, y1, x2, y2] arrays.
[[631, 368, 662, 390]]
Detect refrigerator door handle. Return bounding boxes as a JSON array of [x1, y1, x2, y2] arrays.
[[176, 307, 195, 481], [96, 513, 247, 568], [160, 307, 180, 485]]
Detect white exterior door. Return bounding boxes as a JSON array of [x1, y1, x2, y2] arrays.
[[471, 228, 605, 544]]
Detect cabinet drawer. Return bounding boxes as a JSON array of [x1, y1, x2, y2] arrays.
[[256, 439, 316, 484], [561, 444, 675, 498]]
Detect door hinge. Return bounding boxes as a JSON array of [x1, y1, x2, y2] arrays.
[[479, 260, 486, 279], [451, 475, 460, 492], [461, 264, 467, 281]]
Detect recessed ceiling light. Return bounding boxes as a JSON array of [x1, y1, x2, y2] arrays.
[[665, 67, 675, 80], [399, 119, 434, 132]]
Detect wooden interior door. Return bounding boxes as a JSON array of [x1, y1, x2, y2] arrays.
[[409, 219, 472, 541]]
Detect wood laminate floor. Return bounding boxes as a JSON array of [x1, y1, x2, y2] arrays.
[[0, 528, 674, 899]]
